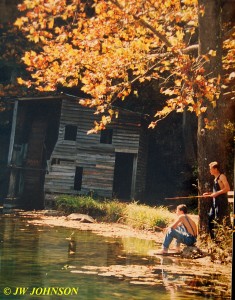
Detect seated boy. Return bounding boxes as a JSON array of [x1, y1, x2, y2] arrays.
[[160, 204, 197, 254]]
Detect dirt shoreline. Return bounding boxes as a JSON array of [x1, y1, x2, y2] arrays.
[[22, 210, 199, 242], [23, 211, 164, 243]]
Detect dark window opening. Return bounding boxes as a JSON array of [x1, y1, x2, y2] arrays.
[[51, 158, 59, 165], [100, 129, 113, 144], [74, 167, 83, 191], [64, 125, 77, 141]]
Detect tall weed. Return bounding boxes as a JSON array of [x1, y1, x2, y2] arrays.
[[198, 218, 233, 264], [122, 202, 173, 230]]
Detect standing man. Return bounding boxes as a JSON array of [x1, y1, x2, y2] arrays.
[[203, 161, 230, 239], [160, 204, 197, 254]]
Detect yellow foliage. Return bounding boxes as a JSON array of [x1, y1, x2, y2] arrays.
[[10, 0, 233, 130]]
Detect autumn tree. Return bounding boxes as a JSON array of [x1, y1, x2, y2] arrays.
[[197, 0, 234, 232], [14, 0, 220, 126], [13, 0, 234, 229]]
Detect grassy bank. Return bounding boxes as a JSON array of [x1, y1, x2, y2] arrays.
[[54, 195, 174, 231]]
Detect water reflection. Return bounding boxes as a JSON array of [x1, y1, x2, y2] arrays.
[[0, 214, 231, 300]]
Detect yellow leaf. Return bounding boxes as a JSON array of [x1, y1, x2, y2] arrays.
[[202, 54, 209, 61], [182, 0, 197, 4], [200, 106, 207, 113], [14, 18, 24, 28], [22, 52, 32, 65], [148, 121, 157, 129], [155, 106, 171, 117], [17, 77, 24, 85], [187, 20, 196, 26], [108, 109, 114, 116], [208, 49, 216, 56], [229, 72, 235, 80], [48, 18, 54, 29], [133, 90, 138, 96], [205, 93, 214, 101], [82, 77, 90, 84], [176, 30, 184, 40], [40, 36, 46, 42], [33, 34, 39, 43], [102, 115, 107, 125], [162, 88, 175, 96], [221, 85, 228, 89], [175, 79, 181, 86], [176, 106, 184, 113], [212, 101, 217, 108], [196, 75, 202, 81]]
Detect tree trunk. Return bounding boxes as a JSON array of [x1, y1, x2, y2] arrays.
[[197, 0, 229, 233]]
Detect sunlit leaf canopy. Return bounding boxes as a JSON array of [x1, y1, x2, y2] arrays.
[[14, 0, 234, 132]]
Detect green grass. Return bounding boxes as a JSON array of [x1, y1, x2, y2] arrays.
[[54, 195, 174, 230], [123, 202, 173, 230], [55, 195, 104, 216]]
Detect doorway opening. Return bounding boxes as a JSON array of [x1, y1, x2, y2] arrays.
[[113, 153, 134, 200]]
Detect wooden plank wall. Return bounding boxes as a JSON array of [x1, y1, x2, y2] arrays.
[[76, 146, 115, 197], [112, 112, 142, 153], [45, 98, 147, 199], [135, 125, 149, 199]]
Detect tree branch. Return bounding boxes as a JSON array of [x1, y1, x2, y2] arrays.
[[181, 25, 235, 54], [183, 44, 199, 53], [109, 0, 172, 48], [223, 26, 235, 40]]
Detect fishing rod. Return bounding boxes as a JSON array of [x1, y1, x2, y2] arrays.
[[164, 195, 210, 200]]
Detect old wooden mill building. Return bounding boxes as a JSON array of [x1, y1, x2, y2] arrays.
[[3, 96, 148, 209]]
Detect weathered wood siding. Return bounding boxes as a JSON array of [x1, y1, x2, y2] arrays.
[[45, 98, 147, 199], [111, 113, 141, 153], [76, 146, 115, 197], [135, 125, 149, 199]]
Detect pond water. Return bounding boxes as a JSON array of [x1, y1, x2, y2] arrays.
[[0, 214, 231, 300]]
